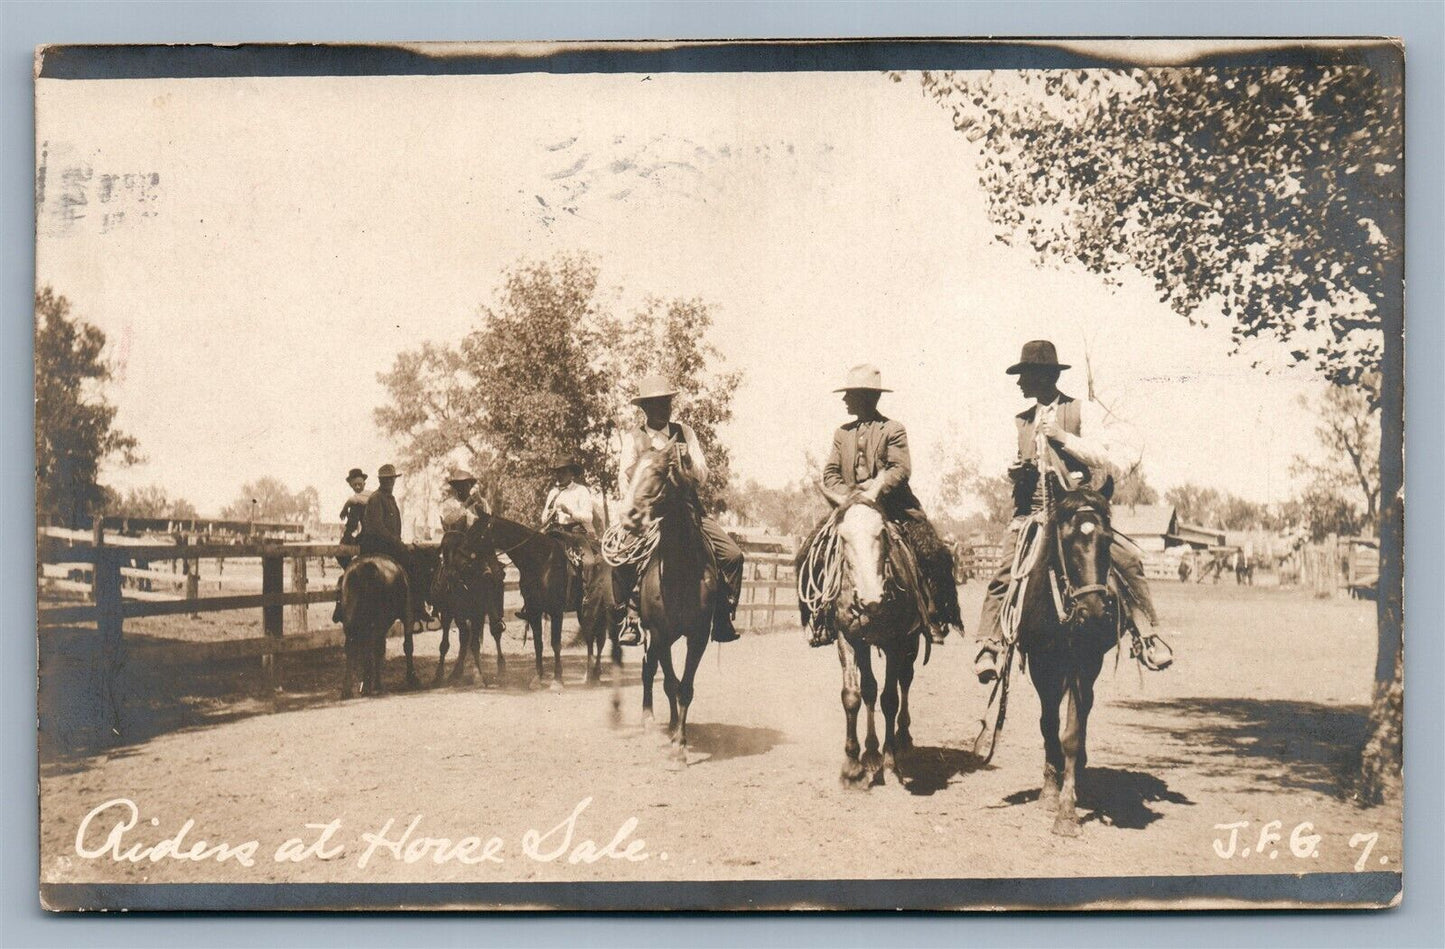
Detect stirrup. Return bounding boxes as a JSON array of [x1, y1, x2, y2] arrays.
[[618, 616, 643, 647], [806, 617, 836, 648], [973, 643, 1002, 683], [1140, 634, 1174, 671]]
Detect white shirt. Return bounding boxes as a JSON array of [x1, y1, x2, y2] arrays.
[[1036, 395, 1144, 475], [618, 420, 710, 488], [542, 481, 602, 534]]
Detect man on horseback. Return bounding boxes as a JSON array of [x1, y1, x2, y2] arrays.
[[432, 467, 500, 612], [971, 340, 1170, 683], [821, 364, 963, 645], [357, 463, 423, 624], [542, 456, 604, 542], [331, 467, 371, 623], [614, 374, 744, 645]]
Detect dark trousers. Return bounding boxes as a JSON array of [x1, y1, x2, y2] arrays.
[[613, 516, 743, 616]]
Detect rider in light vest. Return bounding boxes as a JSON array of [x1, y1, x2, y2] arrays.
[[972, 340, 1170, 683], [613, 374, 745, 645], [332, 467, 371, 623]]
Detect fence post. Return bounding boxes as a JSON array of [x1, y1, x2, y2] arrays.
[[261, 551, 284, 685], [767, 557, 780, 629], [94, 546, 125, 739], [292, 555, 309, 634], [90, 520, 104, 602]]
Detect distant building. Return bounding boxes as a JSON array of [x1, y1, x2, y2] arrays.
[[1112, 504, 1178, 552]]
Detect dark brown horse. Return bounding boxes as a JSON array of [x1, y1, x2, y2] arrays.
[[428, 535, 506, 686], [809, 489, 929, 787], [1014, 473, 1119, 836], [337, 555, 415, 698], [464, 510, 615, 689], [618, 446, 717, 767]]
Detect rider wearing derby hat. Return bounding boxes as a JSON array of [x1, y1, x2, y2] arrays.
[[614, 373, 745, 645], [819, 363, 963, 645], [332, 467, 372, 622], [972, 340, 1169, 683]]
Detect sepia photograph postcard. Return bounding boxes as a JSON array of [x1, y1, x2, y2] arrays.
[[34, 38, 1404, 912]]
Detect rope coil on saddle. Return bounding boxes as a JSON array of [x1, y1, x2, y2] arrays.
[[601, 519, 661, 569], [797, 512, 844, 624]]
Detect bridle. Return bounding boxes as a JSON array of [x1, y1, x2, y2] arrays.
[[1050, 498, 1114, 626]]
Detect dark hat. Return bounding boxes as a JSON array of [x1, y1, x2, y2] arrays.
[[346, 468, 367, 482], [833, 363, 892, 393], [445, 466, 476, 484], [377, 463, 400, 479], [550, 455, 583, 474], [631, 374, 678, 405], [1006, 340, 1071, 375]]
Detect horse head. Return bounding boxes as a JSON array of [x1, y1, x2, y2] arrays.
[[1052, 472, 1115, 628], [620, 445, 693, 534], [818, 484, 894, 635]]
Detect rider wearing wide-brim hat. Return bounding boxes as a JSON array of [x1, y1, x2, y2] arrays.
[[972, 340, 1170, 682], [542, 454, 602, 539], [816, 363, 963, 645], [614, 372, 745, 644]]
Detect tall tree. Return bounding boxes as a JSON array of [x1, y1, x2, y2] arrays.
[[1292, 382, 1381, 530], [34, 287, 139, 527], [910, 56, 1403, 802], [376, 255, 740, 521], [221, 477, 317, 523]]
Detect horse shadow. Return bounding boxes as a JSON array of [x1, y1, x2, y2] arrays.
[[899, 744, 990, 796], [999, 767, 1194, 829], [678, 723, 785, 764]]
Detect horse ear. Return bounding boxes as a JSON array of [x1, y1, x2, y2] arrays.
[[1100, 474, 1115, 501]]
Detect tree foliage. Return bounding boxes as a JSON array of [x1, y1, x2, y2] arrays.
[[1292, 381, 1380, 527], [376, 255, 740, 521], [221, 477, 319, 524], [34, 287, 139, 527], [910, 65, 1401, 396], [110, 484, 199, 521]]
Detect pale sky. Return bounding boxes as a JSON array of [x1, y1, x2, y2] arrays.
[[36, 70, 1339, 524]]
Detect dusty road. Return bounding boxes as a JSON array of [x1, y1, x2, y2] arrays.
[[40, 581, 1400, 897]]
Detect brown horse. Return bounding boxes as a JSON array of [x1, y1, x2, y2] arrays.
[[428, 535, 506, 686], [464, 510, 615, 689], [337, 555, 415, 698], [1015, 473, 1119, 836], [618, 446, 717, 767], [809, 490, 929, 788]]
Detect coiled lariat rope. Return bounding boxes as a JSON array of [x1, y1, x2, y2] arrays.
[[601, 519, 661, 569], [797, 512, 844, 621]]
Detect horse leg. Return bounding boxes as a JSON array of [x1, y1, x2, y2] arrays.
[[858, 647, 882, 780], [370, 624, 387, 696], [658, 641, 681, 734], [341, 635, 355, 700], [549, 613, 565, 691], [668, 630, 708, 769], [838, 637, 865, 787], [529, 611, 545, 688], [1032, 657, 1064, 813], [468, 614, 487, 687], [895, 642, 916, 754], [879, 654, 901, 778], [641, 636, 660, 734], [434, 616, 451, 685], [1054, 673, 1084, 837], [449, 619, 470, 683], [402, 605, 419, 690]]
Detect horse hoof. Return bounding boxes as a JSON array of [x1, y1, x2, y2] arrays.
[[861, 752, 883, 775], [665, 745, 688, 770], [528, 676, 543, 691], [549, 679, 565, 693], [1052, 817, 1082, 838], [405, 675, 421, 691], [840, 760, 868, 788]]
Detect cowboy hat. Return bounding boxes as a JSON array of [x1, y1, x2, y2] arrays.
[[631, 373, 678, 404], [345, 468, 367, 482], [549, 455, 583, 474], [833, 363, 892, 393], [377, 463, 400, 479], [445, 466, 476, 484], [1006, 340, 1071, 374]]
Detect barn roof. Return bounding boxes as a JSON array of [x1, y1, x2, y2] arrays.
[[1113, 504, 1177, 539]]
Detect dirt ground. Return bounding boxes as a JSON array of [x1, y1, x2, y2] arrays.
[[39, 580, 1401, 897]]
